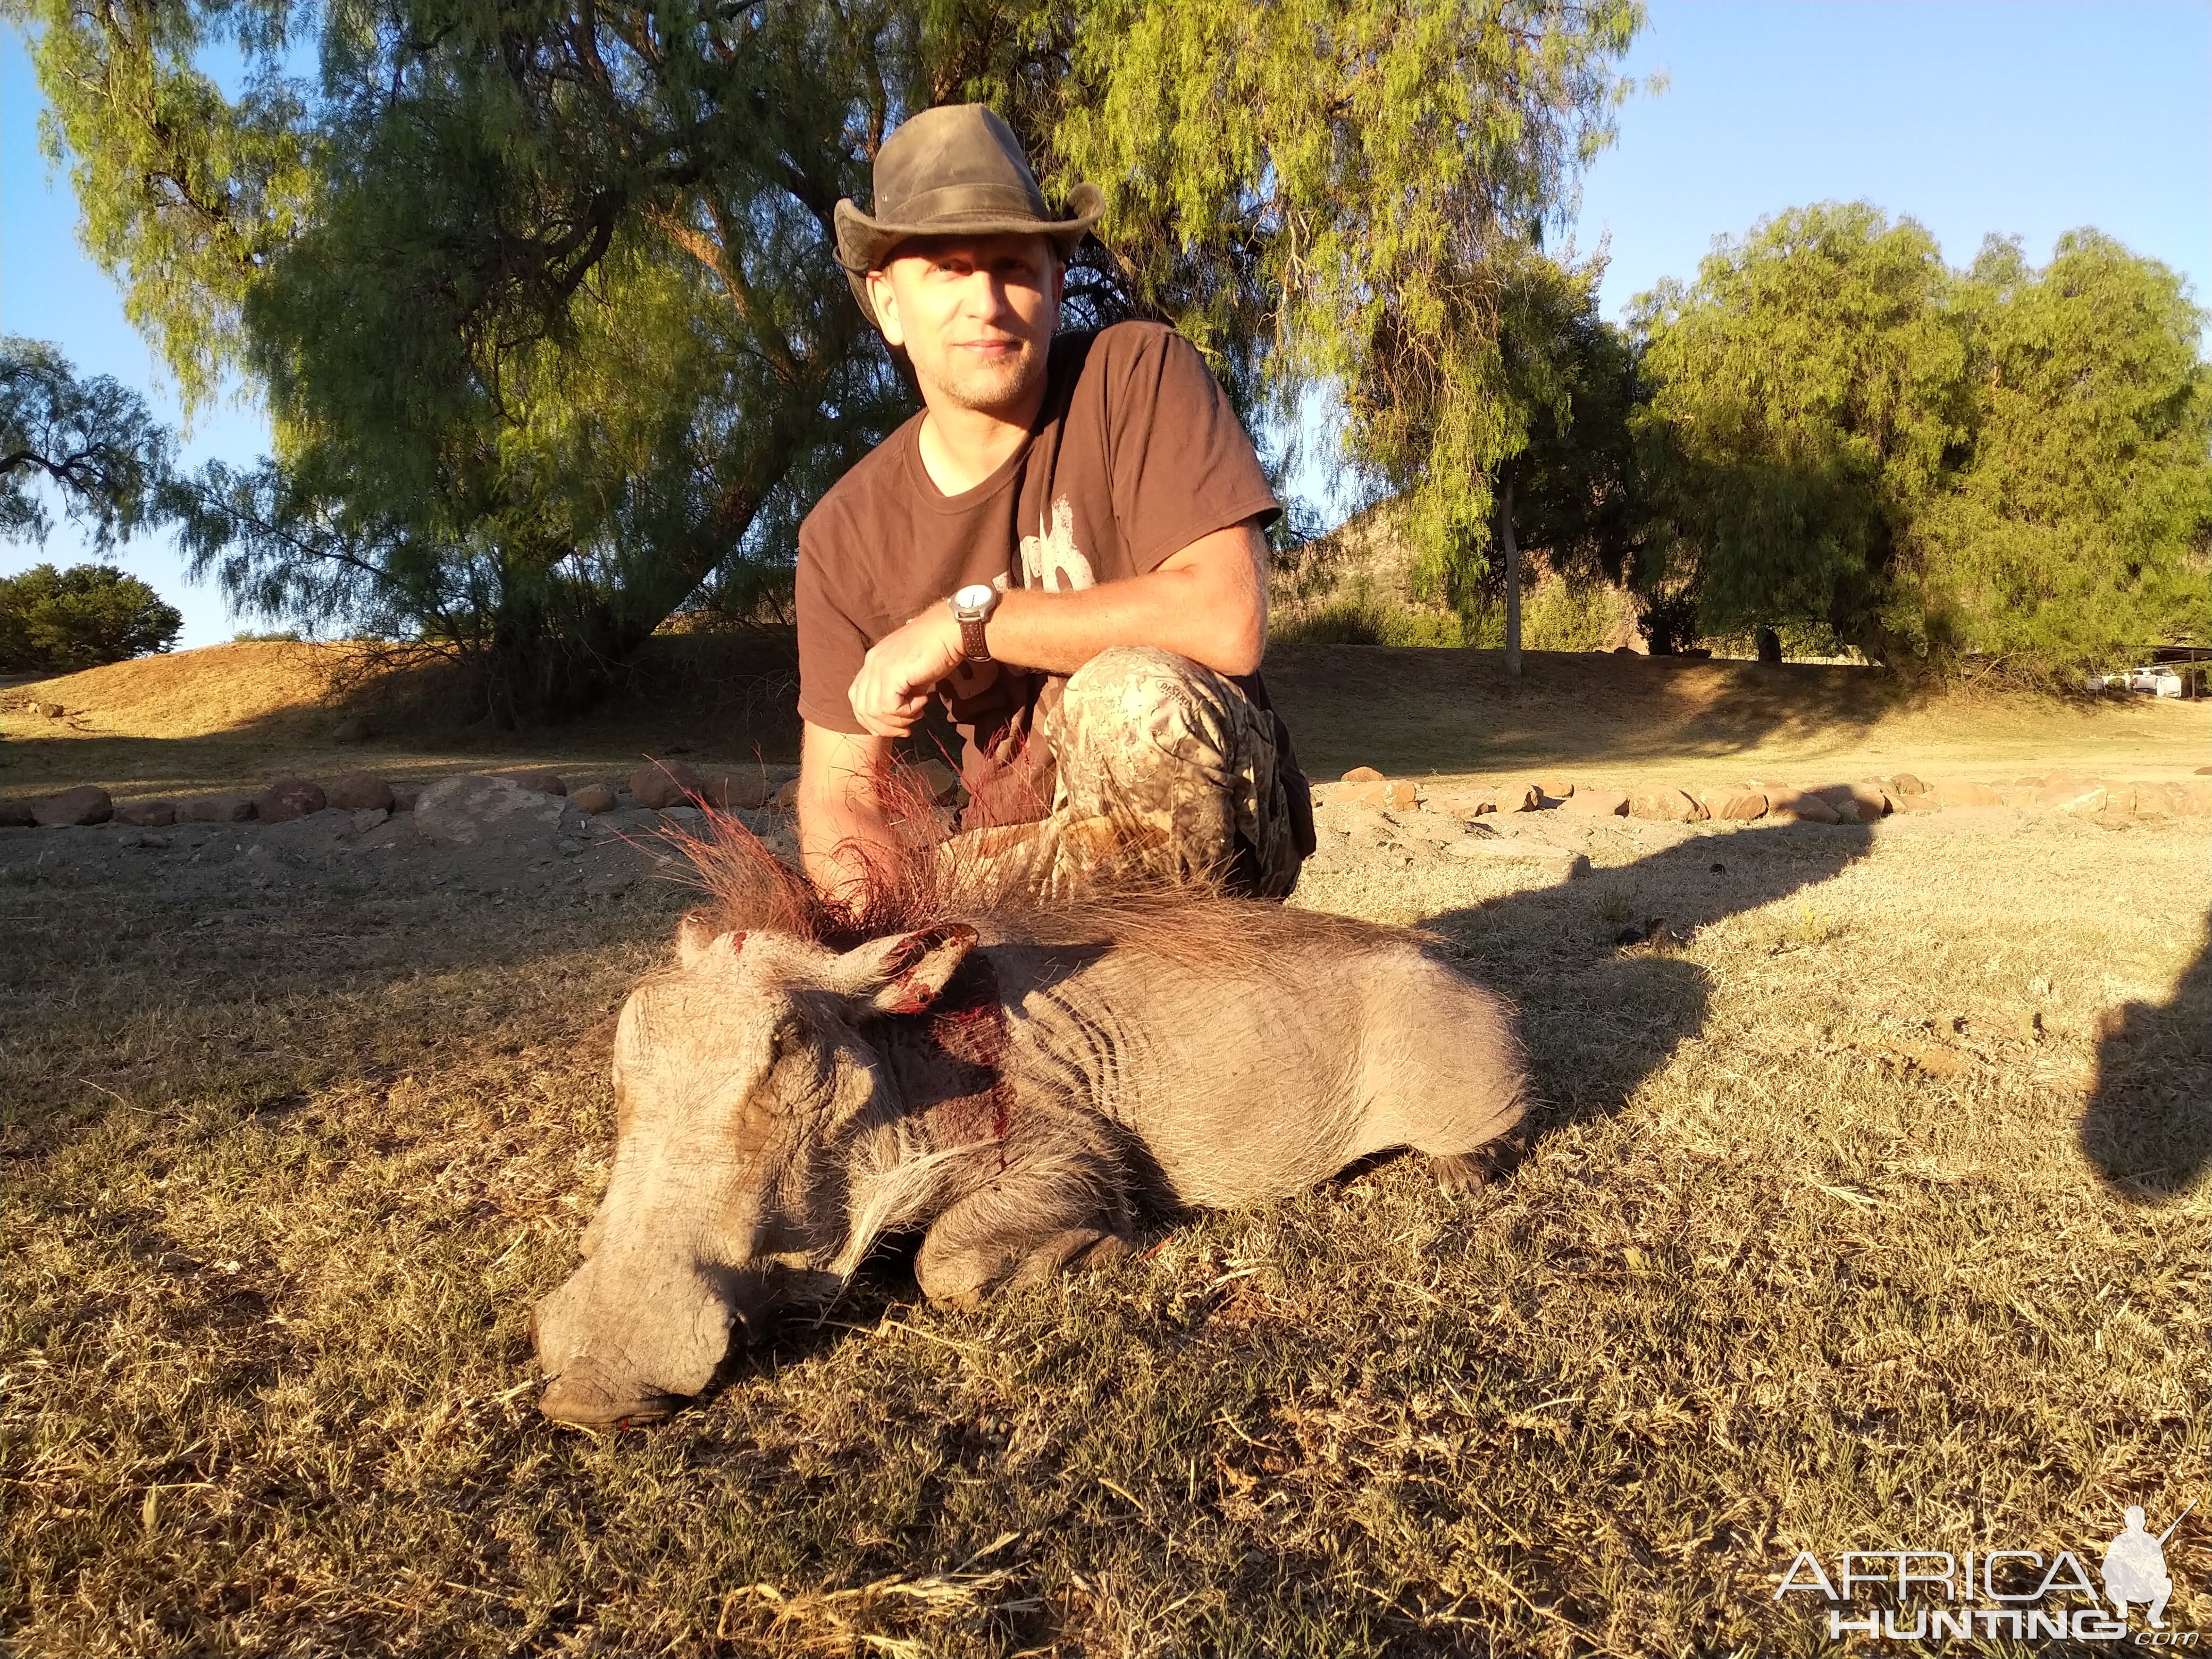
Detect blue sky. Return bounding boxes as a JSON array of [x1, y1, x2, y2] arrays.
[[6, 2, 2210, 648]]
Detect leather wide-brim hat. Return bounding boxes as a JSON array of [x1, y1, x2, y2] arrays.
[[834, 104, 1103, 328]]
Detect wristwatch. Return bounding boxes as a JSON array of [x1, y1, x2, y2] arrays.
[[950, 583, 1000, 663]]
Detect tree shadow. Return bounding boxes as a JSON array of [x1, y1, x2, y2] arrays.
[[1261, 644, 1915, 780], [2078, 924, 2211, 1203]]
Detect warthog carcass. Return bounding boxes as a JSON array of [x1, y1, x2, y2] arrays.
[[532, 840, 1527, 1427]]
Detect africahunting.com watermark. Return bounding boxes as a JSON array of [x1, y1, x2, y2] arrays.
[[1777, 1503, 2197, 1644]]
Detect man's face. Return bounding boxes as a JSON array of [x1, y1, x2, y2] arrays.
[[869, 232, 1060, 417]]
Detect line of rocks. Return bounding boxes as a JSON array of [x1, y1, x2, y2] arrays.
[[1325, 766, 2212, 830], [0, 759, 811, 833]]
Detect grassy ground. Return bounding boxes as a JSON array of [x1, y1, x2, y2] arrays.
[[4, 646, 2209, 1656], [6, 637, 2208, 805]]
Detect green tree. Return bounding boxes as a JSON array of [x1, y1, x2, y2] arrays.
[[1480, 249, 1643, 669], [1629, 202, 1970, 660], [1056, 1, 1645, 604], [1631, 203, 2211, 674], [1915, 231, 2212, 672], [2, 336, 175, 549], [15, 0, 1644, 720], [0, 562, 183, 672]]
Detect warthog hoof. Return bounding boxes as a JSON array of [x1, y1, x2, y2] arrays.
[[1431, 1131, 1529, 1193]]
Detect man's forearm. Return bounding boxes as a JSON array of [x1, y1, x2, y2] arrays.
[[798, 777, 902, 901], [985, 548, 1265, 677], [844, 521, 1269, 740]]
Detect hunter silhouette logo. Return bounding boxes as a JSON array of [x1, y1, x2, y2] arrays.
[[1776, 1501, 2198, 1643], [2105, 1502, 2193, 1630]]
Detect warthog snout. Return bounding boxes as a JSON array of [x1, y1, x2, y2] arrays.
[[529, 1251, 797, 1426]]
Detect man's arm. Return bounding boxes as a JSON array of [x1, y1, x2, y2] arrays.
[[845, 518, 1269, 739], [797, 722, 901, 900]]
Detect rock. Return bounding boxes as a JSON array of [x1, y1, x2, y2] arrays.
[[2127, 782, 2177, 819], [914, 758, 960, 804], [708, 765, 797, 810], [630, 759, 705, 810], [0, 801, 32, 827], [770, 776, 802, 814], [1765, 788, 1840, 824], [1561, 788, 1629, 817], [661, 805, 707, 833], [179, 793, 257, 823], [1886, 773, 1928, 797], [569, 783, 619, 815], [257, 776, 328, 823], [1813, 782, 1888, 821], [1931, 777, 2001, 809], [31, 785, 113, 827], [1698, 787, 1767, 822], [37, 701, 65, 718], [501, 768, 567, 796], [390, 786, 421, 812], [1426, 790, 1499, 820], [1503, 783, 1542, 812], [331, 715, 372, 743], [1341, 766, 1385, 783], [349, 807, 388, 832], [2033, 775, 2107, 815], [1628, 786, 1703, 823], [326, 772, 396, 812], [1346, 779, 1419, 812], [414, 774, 570, 849], [1536, 777, 1575, 800], [2179, 780, 2212, 817], [113, 799, 177, 827], [1891, 790, 1942, 815]]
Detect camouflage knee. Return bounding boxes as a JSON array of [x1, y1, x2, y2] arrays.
[[1048, 646, 1300, 895]]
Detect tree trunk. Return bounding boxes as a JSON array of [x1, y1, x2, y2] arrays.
[[1499, 468, 1521, 678], [1756, 626, 1782, 664]]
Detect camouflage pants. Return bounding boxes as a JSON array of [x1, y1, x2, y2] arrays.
[[952, 647, 1307, 899]]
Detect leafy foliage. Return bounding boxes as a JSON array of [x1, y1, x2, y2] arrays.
[[1628, 204, 2211, 674], [1055, 0, 1644, 597], [0, 562, 183, 672], [1630, 203, 1969, 659], [14, 0, 1645, 720], [1, 336, 176, 550], [1916, 231, 2212, 670]]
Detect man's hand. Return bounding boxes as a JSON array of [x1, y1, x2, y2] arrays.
[[848, 607, 963, 737]]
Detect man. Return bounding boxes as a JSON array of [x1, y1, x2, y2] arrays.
[[795, 104, 1313, 902]]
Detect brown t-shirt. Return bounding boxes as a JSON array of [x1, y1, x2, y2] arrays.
[[797, 321, 1283, 824]]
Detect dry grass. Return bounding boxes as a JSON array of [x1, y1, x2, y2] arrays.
[[6, 638, 2206, 807], [5, 788, 2207, 1655], [4, 648, 2209, 1655]]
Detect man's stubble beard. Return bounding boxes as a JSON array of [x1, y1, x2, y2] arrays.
[[912, 336, 1046, 420]]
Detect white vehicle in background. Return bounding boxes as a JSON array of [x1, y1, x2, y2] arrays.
[[2085, 653, 2203, 697]]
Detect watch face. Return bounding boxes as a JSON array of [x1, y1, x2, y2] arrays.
[[953, 583, 995, 609]]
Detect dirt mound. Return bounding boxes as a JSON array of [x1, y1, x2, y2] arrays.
[[0, 642, 415, 741]]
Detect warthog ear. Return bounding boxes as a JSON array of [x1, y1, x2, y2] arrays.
[[841, 924, 979, 1015], [677, 912, 745, 968]]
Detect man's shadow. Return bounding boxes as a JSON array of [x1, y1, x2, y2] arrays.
[[2079, 923, 2211, 1202], [1419, 821, 1874, 1135]]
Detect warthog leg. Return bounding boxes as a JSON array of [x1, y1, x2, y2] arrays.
[[916, 1163, 1131, 1310]]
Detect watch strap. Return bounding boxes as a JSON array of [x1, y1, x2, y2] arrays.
[[959, 614, 991, 663]]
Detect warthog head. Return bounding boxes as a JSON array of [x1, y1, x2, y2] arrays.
[[532, 917, 978, 1427]]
